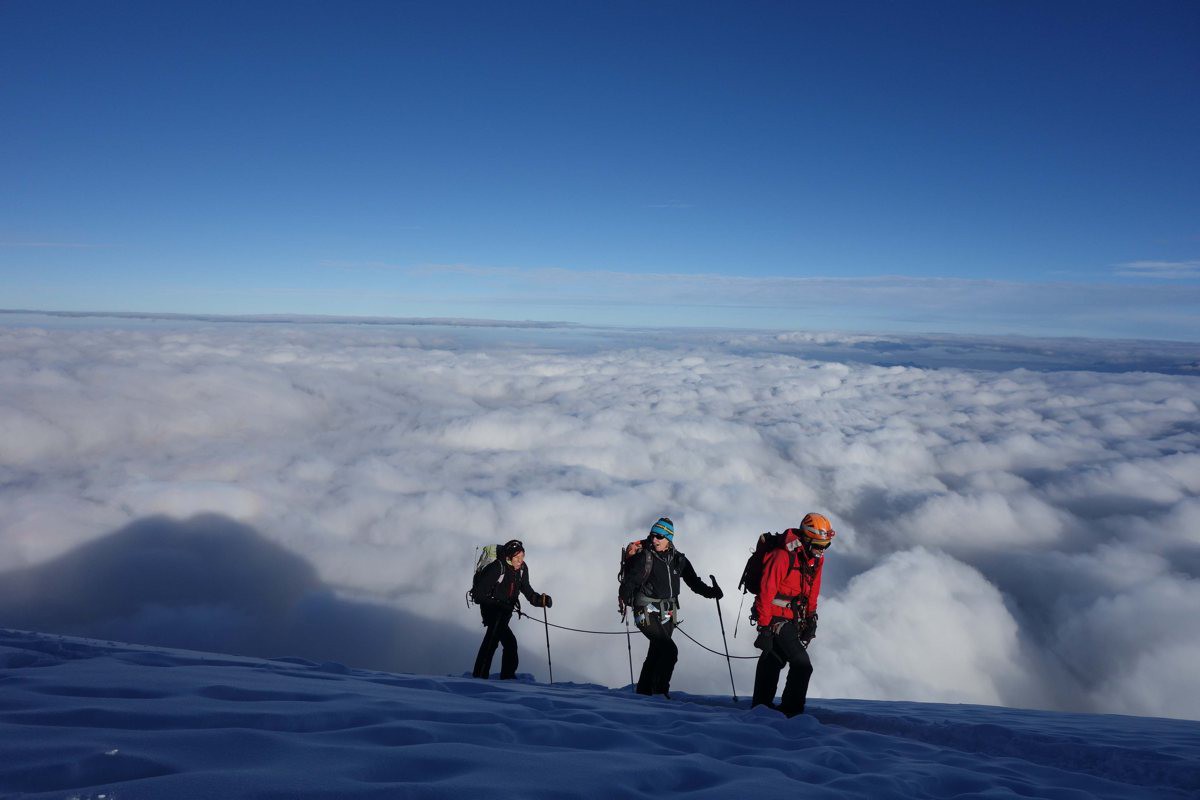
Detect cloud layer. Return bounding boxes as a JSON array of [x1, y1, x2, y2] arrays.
[[1116, 260, 1200, 280], [1, 319, 1198, 718], [401, 264, 1200, 340]]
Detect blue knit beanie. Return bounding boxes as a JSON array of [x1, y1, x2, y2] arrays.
[[650, 517, 675, 542]]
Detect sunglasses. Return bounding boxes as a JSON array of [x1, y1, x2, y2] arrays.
[[650, 533, 668, 541]]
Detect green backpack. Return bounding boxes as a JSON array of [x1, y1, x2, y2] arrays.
[[468, 543, 506, 605]]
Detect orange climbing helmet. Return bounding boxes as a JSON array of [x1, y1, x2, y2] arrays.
[[799, 513, 835, 548]]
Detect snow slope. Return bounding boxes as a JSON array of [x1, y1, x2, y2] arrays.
[[2, 629, 1197, 799]]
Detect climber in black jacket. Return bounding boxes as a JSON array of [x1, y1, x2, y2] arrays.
[[471, 539, 552, 680], [619, 518, 722, 697]]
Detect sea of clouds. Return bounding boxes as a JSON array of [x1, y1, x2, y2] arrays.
[[1, 314, 1197, 719]]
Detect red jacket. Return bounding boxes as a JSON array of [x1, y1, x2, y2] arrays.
[[753, 533, 823, 627]]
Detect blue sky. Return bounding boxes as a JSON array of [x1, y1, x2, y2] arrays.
[[2, 1, 1198, 339]]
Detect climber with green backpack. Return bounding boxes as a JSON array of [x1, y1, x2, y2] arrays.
[[470, 539, 552, 680]]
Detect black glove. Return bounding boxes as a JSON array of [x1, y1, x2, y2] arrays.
[[707, 575, 724, 601], [798, 613, 817, 646], [753, 626, 773, 651], [540, 593, 553, 609]]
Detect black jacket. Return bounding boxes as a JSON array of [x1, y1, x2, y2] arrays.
[[620, 541, 716, 606], [473, 558, 545, 609]]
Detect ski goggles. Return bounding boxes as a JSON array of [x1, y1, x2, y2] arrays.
[[800, 523, 835, 542], [789, 539, 830, 556]]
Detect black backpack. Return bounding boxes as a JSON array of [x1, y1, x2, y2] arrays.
[[617, 539, 653, 616]]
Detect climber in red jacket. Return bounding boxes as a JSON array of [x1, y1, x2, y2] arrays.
[[750, 513, 835, 717]]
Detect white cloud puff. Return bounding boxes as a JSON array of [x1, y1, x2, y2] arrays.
[[1055, 576, 1200, 720], [0, 319, 1197, 718], [815, 548, 1032, 707]]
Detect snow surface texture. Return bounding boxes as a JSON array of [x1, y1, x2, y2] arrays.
[[1, 629, 1198, 800], [1, 316, 1198, 720]]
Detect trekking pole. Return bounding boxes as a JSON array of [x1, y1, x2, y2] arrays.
[[733, 592, 746, 638], [711, 575, 738, 703], [542, 604, 554, 684], [623, 608, 635, 691]]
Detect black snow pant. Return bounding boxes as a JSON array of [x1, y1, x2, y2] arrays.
[[634, 610, 677, 696], [751, 619, 814, 717], [473, 604, 518, 679]]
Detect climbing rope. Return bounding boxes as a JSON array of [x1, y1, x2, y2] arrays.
[[514, 609, 760, 658], [675, 625, 759, 660]]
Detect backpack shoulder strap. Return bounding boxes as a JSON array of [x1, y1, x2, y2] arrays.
[[633, 547, 653, 587]]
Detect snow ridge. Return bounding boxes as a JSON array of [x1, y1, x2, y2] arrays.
[[2, 629, 1198, 799]]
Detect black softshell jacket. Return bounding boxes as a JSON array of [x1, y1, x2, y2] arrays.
[[620, 544, 715, 605], [473, 559, 544, 609]]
